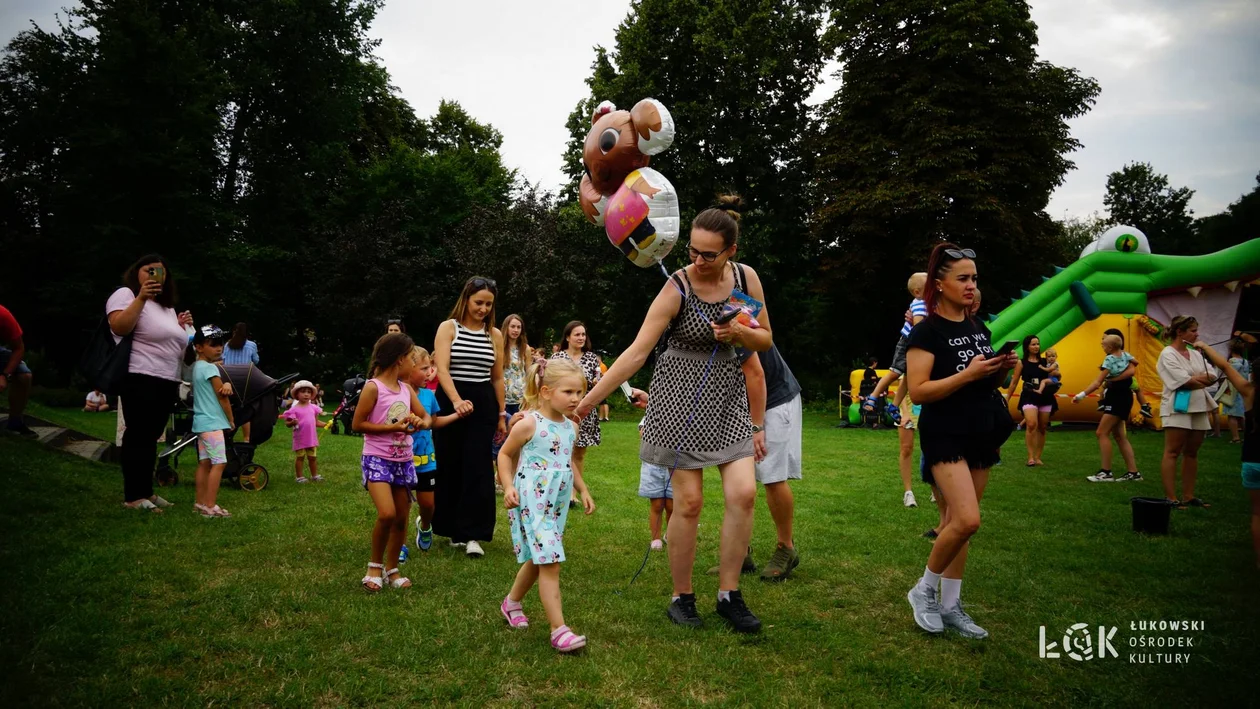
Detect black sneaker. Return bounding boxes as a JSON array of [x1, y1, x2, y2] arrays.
[[6, 423, 38, 439], [1116, 471, 1143, 482], [1140, 404, 1154, 419], [922, 529, 939, 539], [667, 593, 703, 628], [716, 589, 762, 634]]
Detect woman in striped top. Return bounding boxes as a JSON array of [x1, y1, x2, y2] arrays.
[[432, 276, 507, 557]]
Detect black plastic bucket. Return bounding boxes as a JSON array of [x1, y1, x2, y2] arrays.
[[1131, 497, 1173, 535]]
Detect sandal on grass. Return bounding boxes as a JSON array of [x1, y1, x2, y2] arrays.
[[123, 499, 162, 513], [384, 567, 411, 589], [362, 562, 385, 592], [1184, 497, 1211, 508], [501, 597, 529, 628], [551, 625, 586, 653], [312, 475, 325, 482]]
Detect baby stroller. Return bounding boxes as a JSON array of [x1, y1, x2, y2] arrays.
[[326, 373, 366, 435], [156, 363, 298, 491]]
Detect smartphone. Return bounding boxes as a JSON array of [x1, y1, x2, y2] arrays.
[[150, 265, 166, 284], [713, 308, 740, 325], [993, 340, 1018, 357]]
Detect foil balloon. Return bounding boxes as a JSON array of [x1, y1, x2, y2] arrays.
[[579, 98, 680, 268]]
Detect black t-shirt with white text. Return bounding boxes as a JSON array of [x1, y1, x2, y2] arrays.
[[905, 314, 1005, 434]]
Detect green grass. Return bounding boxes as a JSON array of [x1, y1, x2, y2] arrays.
[[0, 405, 1255, 706]]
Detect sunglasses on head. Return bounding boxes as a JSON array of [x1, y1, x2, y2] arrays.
[[688, 245, 729, 263], [470, 277, 497, 292], [944, 248, 976, 260]]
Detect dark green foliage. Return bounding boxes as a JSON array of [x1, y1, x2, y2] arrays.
[[1104, 161, 1196, 254], [812, 0, 1100, 373]]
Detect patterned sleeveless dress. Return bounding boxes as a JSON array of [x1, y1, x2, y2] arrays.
[[640, 264, 754, 469], [508, 411, 577, 564]]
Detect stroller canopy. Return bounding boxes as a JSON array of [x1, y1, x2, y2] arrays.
[[217, 364, 298, 446]]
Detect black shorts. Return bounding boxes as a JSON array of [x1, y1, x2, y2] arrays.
[[1100, 384, 1134, 417], [918, 410, 1014, 485], [413, 467, 437, 493]]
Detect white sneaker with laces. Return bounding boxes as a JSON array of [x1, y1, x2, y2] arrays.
[[903, 490, 917, 508], [1087, 470, 1116, 482], [465, 540, 485, 557]]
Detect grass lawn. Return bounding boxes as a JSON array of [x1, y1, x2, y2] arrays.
[[0, 403, 1254, 706]]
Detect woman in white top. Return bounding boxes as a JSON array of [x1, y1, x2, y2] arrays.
[[431, 276, 506, 557], [106, 254, 194, 511], [1156, 315, 1218, 508]]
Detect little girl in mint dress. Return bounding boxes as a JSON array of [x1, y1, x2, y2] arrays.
[[508, 411, 576, 563]]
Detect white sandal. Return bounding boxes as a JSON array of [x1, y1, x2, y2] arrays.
[[384, 567, 411, 589], [123, 499, 161, 512], [362, 562, 385, 592]]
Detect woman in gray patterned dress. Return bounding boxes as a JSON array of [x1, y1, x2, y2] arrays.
[[577, 197, 773, 633]]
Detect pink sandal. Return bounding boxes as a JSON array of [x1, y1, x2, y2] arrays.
[[384, 567, 411, 589], [362, 562, 385, 592], [501, 597, 529, 628], [550, 625, 586, 653]]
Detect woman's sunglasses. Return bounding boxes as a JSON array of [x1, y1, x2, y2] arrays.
[[688, 245, 729, 263], [470, 277, 498, 293], [944, 248, 976, 259]]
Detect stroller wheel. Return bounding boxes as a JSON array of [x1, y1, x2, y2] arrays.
[[237, 463, 269, 492]]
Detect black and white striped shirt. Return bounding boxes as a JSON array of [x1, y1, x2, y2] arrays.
[[449, 320, 496, 383]]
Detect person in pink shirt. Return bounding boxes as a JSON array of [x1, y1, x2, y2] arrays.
[[353, 333, 434, 592], [283, 380, 324, 483]]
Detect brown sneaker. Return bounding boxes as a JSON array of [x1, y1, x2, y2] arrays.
[[706, 547, 756, 576], [760, 542, 799, 581]]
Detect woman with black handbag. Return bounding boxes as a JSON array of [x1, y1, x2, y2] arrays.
[[106, 254, 194, 512]]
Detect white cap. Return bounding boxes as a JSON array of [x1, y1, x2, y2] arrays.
[[292, 380, 316, 395]]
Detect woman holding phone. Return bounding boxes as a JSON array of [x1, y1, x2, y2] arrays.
[[1156, 316, 1217, 508], [107, 254, 194, 512], [904, 244, 1016, 640]]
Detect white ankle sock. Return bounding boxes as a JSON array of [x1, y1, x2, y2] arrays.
[[941, 578, 962, 609], [717, 590, 731, 603], [920, 567, 942, 591]]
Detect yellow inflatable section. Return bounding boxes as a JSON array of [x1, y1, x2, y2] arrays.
[[1003, 314, 1165, 427]]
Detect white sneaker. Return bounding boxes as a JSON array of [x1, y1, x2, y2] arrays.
[[465, 540, 485, 557], [903, 490, 918, 508]]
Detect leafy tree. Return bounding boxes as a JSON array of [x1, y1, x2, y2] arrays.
[[813, 0, 1099, 373], [1103, 161, 1196, 254], [1195, 173, 1260, 255]]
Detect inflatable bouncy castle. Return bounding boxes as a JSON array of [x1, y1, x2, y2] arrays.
[[988, 228, 1260, 426]]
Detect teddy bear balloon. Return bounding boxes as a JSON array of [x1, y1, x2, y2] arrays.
[[579, 98, 680, 268]]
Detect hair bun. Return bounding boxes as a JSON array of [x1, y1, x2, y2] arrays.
[[713, 194, 745, 222]]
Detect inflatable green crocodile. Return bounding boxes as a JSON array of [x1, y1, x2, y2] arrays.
[[988, 237, 1260, 352]]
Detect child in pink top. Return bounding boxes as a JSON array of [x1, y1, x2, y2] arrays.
[[282, 380, 324, 483], [352, 333, 434, 592]]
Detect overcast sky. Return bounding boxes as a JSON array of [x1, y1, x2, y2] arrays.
[[4, 0, 1258, 222]]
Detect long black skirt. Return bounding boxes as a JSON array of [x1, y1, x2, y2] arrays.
[[432, 380, 498, 543]]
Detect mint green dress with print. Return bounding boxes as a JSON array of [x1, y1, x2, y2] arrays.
[[508, 411, 576, 564]]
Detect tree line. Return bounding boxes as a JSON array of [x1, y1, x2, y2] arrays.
[[1, 0, 1254, 399]]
